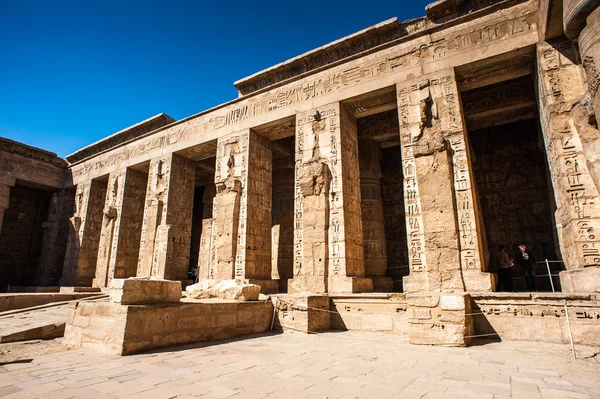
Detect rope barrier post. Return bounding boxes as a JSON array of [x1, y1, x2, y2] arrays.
[[564, 302, 576, 359], [545, 259, 556, 293]]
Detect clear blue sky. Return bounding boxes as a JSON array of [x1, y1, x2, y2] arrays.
[[0, 0, 431, 158]]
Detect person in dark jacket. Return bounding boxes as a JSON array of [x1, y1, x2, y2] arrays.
[[496, 245, 513, 292], [515, 244, 536, 291]]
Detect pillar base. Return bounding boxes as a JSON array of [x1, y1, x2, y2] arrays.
[[560, 267, 600, 293], [288, 277, 327, 294], [328, 276, 373, 294], [403, 271, 495, 294], [274, 294, 330, 333], [407, 293, 474, 347], [369, 276, 394, 292], [463, 270, 495, 292], [245, 279, 280, 294]]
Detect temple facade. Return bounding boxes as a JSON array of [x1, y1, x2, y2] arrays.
[[3, 0, 600, 300]]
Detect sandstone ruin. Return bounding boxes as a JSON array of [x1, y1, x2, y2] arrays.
[[2, 0, 600, 352]]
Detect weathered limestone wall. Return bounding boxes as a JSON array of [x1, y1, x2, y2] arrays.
[[0, 186, 52, 286], [398, 70, 493, 294], [94, 168, 147, 287], [0, 138, 66, 191], [359, 139, 391, 292], [61, 179, 107, 287], [536, 38, 600, 292], [137, 154, 195, 281], [291, 103, 371, 293], [472, 293, 600, 346]]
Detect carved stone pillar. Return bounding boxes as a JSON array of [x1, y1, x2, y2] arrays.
[[537, 40, 600, 292], [209, 130, 277, 292], [580, 7, 600, 126], [397, 70, 493, 294], [197, 183, 215, 280], [35, 188, 75, 285], [0, 177, 15, 235], [290, 102, 372, 294], [137, 153, 195, 282], [359, 138, 392, 292], [61, 179, 107, 287], [94, 168, 147, 288]]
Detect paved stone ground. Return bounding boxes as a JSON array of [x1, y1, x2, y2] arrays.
[[0, 332, 599, 399]]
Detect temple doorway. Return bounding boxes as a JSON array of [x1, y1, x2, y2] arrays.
[[461, 75, 562, 292]]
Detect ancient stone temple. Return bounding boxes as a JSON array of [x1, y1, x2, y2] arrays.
[[3, 0, 600, 352]]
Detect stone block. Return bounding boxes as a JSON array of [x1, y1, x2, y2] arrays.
[[186, 279, 261, 301], [109, 278, 182, 305], [440, 295, 467, 311], [274, 294, 331, 333], [407, 293, 474, 347], [328, 276, 373, 294], [245, 279, 279, 294], [560, 267, 600, 293]]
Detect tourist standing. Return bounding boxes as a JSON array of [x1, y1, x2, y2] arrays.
[[496, 245, 513, 292], [515, 244, 536, 291]]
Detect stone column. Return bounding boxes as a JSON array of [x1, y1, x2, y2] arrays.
[[537, 40, 600, 292], [359, 138, 392, 292], [0, 176, 15, 235], [209, 130, 277, 292], [137, 153, 195, 282], [197, 183, 215, 280], [290, 102, 372, 294], [35, 188, 75, 285], [397, 70, 493, 294], [94, 168, 147, 288], [580, 7, 600, 126], [61, 179, 107, 287]]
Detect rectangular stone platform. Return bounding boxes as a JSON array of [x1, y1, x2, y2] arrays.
[[64, 299, 274, 355]]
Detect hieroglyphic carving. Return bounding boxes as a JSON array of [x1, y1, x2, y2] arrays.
[[398, 86, 427, 274], [538, 40, 600, 269], [398, 70, 491, 293], [440, 74, 483, 272], [70, 11, 537, 185]]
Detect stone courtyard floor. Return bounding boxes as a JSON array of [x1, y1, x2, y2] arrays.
[[0, 332, 599, 399]]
